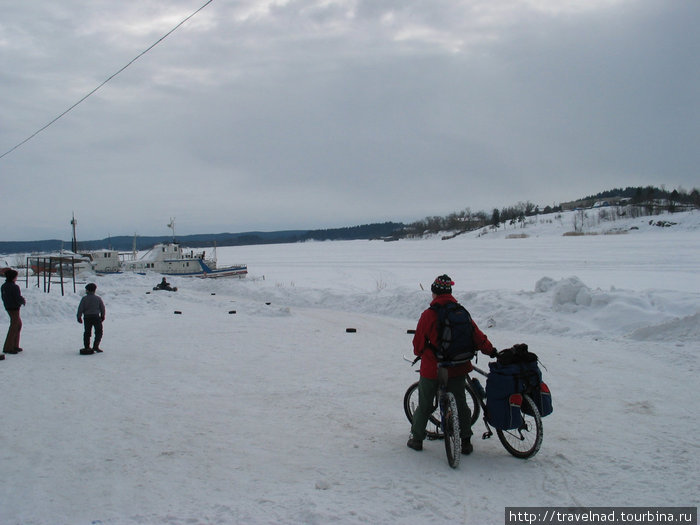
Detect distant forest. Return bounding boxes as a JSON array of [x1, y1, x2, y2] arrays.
[[577, 186, 699, 207], [1, 186, 697, 253], [399, 185, 699, 237], [0, 223, 405, 253]]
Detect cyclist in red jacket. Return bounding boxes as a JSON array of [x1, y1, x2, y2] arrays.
[[407, 274, 496, 454]]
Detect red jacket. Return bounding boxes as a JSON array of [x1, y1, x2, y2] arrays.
[[412, 294, 494, 379]]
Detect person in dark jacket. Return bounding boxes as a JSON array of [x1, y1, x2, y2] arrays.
[[154, 277, 175, 291], [77, 283, 106, 355], [2, 269, 26, 354], [407, 274, 496, 454]]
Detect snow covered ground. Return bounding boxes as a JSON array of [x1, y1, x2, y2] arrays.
[[1, 210, 698, 524]]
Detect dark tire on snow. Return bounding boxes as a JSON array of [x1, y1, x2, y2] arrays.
[[496, 394, 542, 459], [443, 392, 461, 468]]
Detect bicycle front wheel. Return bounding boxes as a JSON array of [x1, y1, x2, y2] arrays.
[[496, 394, 543, 459], [442, 392, 461, 468]]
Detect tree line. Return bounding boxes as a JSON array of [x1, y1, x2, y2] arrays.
[[402, 201, 561, 237], [401, 185, 699, 237]]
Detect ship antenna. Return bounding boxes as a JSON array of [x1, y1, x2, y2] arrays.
[[167, 218, 176, 242]]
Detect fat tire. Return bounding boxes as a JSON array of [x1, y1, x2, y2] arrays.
[[443, 392, 461, 468], [496, 394, 543, 459]]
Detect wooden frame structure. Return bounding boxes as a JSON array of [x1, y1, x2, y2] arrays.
[[25, 255, 78, 296]]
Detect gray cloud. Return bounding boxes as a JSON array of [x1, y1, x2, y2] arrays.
[[1, 0, 697, 241]]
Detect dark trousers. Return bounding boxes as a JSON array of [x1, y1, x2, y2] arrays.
[[4, 309, 22, 352], [410, 375, 472, 441], [83, 315, 103, 350]]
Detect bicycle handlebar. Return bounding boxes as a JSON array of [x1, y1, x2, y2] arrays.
[[405, 356, 475, 367], [403, 353, 498, 374], [471, 365, 488, 377], [403, 355, 421, 365]]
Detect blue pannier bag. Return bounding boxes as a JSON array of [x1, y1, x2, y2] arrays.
[[486, 382, 523, 430], [524, 381, 553, 417], [486, 344, 553, 428], [486, 361, 527, 429]]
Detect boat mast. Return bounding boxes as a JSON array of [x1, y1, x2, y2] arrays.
[[70, 213, 78, 253], [167, 217, 176, 242]]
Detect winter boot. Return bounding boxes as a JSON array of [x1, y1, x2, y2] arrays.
[[461, 438, 473, 455], [80, 348, 94, 355], [407, 436, 423, 451]]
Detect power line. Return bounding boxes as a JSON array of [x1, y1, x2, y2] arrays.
[[0, 0, 214, 161]]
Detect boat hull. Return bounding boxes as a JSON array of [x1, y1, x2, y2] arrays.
[[119, 245, 247, 278]]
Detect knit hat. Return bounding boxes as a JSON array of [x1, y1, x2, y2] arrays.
[[431, 274, 454, 295], [85, 283, 97, 293]]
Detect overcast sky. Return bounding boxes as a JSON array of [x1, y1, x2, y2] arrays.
[[1, 0, 698, 241]]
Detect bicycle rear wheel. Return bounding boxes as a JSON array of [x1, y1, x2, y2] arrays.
[[496, 394, 542, 459], [464, 382, 481, 425], [403, 381, 442, 438], [404, 381, 479, 434], [442, 392, 461, 468]]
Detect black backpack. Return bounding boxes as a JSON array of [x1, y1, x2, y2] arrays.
[[495, 343, 537, 366], [429, 302, 476, 362]]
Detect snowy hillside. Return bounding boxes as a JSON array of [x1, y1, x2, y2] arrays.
[[1, 209, 698, 524]]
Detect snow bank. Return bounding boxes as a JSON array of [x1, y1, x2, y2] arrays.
[[629, 312, 700, 343]]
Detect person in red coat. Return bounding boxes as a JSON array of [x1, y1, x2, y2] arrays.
[[407, 274, 496, 453]]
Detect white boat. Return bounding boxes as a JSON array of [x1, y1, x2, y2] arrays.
[[120, 242, 247, 278], [84, 220, 247, 278], [85, 249, 122, 274]]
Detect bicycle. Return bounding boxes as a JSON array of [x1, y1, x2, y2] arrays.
[[404, 357, 543, 460]]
